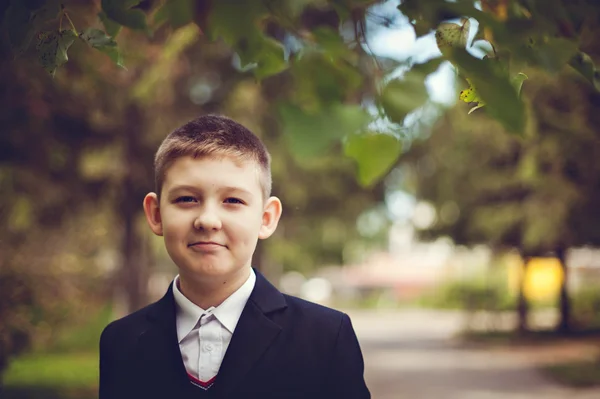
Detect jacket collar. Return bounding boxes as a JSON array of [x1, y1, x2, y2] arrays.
[[143, 268, 288, 397], [247, 268, 287, 314], [146, 268, 287, 326]]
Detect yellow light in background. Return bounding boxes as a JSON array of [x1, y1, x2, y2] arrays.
[[508, 256, 564, 302]]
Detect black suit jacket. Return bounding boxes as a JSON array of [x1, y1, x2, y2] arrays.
[[99, 270, 370, 399]]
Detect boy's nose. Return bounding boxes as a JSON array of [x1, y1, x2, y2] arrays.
[[193, 209, 222, 231]]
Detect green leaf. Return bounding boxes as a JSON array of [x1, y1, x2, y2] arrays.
[[344, 133, 402, 186], [5, 2, 37, 56], [123, 0, 143, 7], [397, 0, 435, 37], [99, 10, 122, 37], [312, 27, 350, 59], [467, 103, 485, 115], [411, 57, 444, 75], [457, 72, 521, 115], [532, 37, 579, 73], [569, 52, 600, 92], [208, 1, 266, 43], [80, 28, 124, 68], [36, 30, 77, 76], [380, 58, 441, 124], [511, 72, 528, 96], [101, 0, 148, 31], [279, 103, 370, 158], [1, 0, 60, 57], [152, 3, 170, 29], [291, 51, 363, 109], [452, 49, 526, 134], [207, 0, 286, 79], [412, 20, 434, 37], [232, 32, 287, 79], [459, 78, 482, 103], [459, 77, 486, 114], [154, 0, 194, 30], [252, 37, 288, 79], [435, 18, 470, 58]]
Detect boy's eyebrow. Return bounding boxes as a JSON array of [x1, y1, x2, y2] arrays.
[[218, 186, 254, 196], [165, 185, 198, 194], [166, 185, 254, 196]]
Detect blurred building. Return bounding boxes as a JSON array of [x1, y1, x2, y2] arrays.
[[286, 222, 600, 306]]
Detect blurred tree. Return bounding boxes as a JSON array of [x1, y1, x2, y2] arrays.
[[402, 65, 600, 333]]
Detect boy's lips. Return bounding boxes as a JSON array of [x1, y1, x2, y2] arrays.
[[188, 241, 225, 249]]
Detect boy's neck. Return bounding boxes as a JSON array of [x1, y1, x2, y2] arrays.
[[177, 267, 252, 310]]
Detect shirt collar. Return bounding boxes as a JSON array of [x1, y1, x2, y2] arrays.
[[172, 269, 256, 342]]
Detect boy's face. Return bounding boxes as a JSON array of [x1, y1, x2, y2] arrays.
[[143, 155, 282, 284]]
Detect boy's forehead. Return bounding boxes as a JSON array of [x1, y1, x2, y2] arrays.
[[163, 154, 263, 189]]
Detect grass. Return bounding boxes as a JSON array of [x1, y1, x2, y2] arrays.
[[0, 305, 110, 398], [3, 352, 98, 389], [0, 386, 97, 399], [46, 304, 112, 354], [1, 352, 98, 399]]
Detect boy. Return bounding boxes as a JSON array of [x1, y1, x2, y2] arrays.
[[99, 115, 370, 399]]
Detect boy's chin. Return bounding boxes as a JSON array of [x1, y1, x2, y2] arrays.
[[179, 263, 251, 281]]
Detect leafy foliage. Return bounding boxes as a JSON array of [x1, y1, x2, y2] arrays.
[[98, 10, 122, 38], [569, 51, 600, 91], [435, 18, 470, 58], [154, 0, 194, 30], [36, 29, 77, 76], [206, 0, 287, 78], [4, 0, 61, 56], [80, 28, 123, 67], [279, 102, 370, 158], [381, 58, 442, 124], [344, 132, 402, 187], [101, 0, 148, 32], [3, 0, 600, 183], [403, 65, 600, 254]]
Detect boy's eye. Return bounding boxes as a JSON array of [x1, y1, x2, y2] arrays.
[[224, 197, 244, 205], [175, 196, 197, 203]]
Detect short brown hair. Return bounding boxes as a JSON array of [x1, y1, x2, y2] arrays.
[[154, 115, 271, 198]]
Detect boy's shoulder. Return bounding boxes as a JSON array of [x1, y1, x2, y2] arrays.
[[281, 293, 344, 318], [275, 293, 350, 331], [100, 299, 164, 344]]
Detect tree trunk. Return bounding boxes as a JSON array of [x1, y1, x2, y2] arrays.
[[556, 247, 571, 334], [517, 254, 530, 334], [119, 105, 149, 314]]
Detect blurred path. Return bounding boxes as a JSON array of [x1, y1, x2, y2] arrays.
[[347, 309, 600, 399]]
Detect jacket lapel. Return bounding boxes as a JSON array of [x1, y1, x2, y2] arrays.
[[211, 270, 287, 396], [138, 285, 192, 395]]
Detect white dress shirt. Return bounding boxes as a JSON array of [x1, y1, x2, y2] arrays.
[[172, 269, 256, 385]]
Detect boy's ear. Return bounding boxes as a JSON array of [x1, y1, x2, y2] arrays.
[[258, 196, 282, 240], [143, 193, 163, 236]]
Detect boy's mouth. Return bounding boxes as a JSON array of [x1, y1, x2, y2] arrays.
[[188, 241, 225, 249]]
